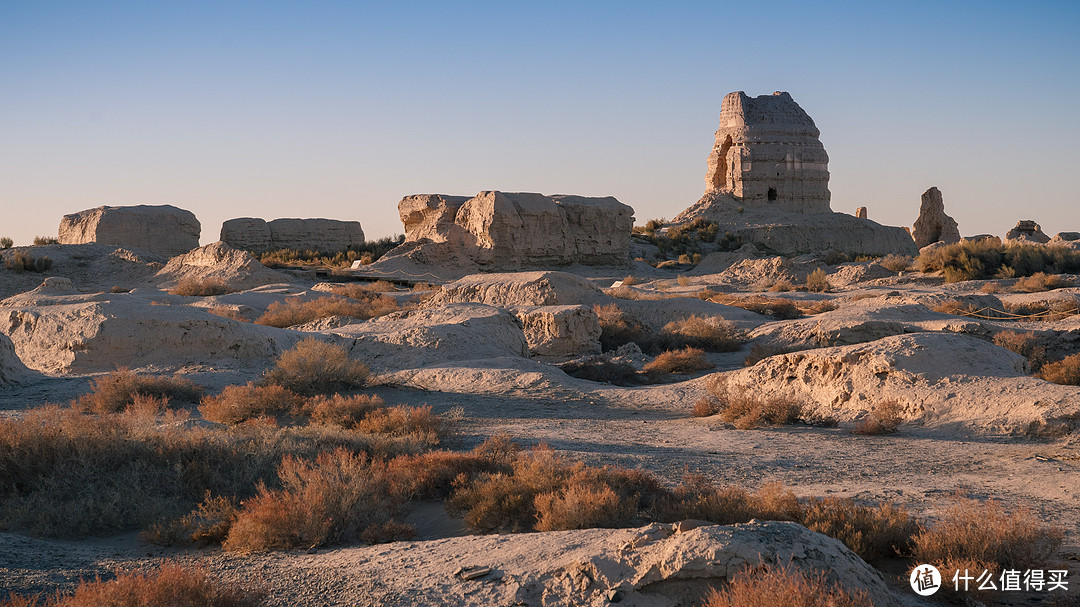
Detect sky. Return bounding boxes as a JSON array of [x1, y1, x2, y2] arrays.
[[2, 1, 1078, 247]]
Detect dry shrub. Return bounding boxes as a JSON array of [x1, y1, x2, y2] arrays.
[[1011, 271, 1069, 293], [766, 279, 796, 292], [203, 306, 249, 322], [931, 299, 980, 316], [851, 399, 905, 435], [558, 356, 640, 386], [879, 254, 912, 272], [144, 492, 240, 547], [354, 405, 448, 440], [621, 275, 639, 286], [75, 368, 203, 414], [660, 315, 742, 352], [1037, 353, 1080, 385], [603, 285, 670, 300], [642, 347, 713, 375], [702, 563, 871, 607], [692, 397, 721, 418], [0, 563, 265, 607], [798, 299, 837, 315], [743, 342, 792, 366], [223, 448, 400, 552], [653, 476, 800, 525], [261, 338, 369, 395], [387, 436, 518, 501], [709, 380, 803, 429], [916, 239, 1080, 282], [4, 251, 52, 273], [1004, 297, 1080, 321], [980, 281, 1003, 293], [805, 268, 830, 292], [326, 281, 397, 297], [594, 303, 657, 351], [533, 471, 635, 532], [198, 384, 304, 424], [993, 330, 1048, 371], [168, 278, 231, 296], [912, 498, 1063, 577], [305, 393, 384, 427], [677, 275, 690, 286], [707, 294, 803, 320], [255, 295, 398, 328], [801, 498, 916, 561]]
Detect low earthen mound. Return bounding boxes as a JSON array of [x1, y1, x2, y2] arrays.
[[0, 279, 307, 374], [155, 241, 290, 291], [0, 243, 164, 300], [58, 204, 200, 257], [730, 332, 1080, 432], [426, 271, 607, 307]]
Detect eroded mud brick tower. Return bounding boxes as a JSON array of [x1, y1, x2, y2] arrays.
[[704, 91, 831, 214]]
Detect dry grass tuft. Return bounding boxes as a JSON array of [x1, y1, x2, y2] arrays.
[[354, 405, 449, 440], [223, 448, 401, 552], [1037, 353, 1080, 385], [261, 338, 369, 395], [767, 279, 796, 292], [203, 306, 249, 322], [653, 476, 800, 525], [912, 497, 1064, 578], [1011, 271, 1069, 293], [198, 384, 304, 425], [879, 254, 913, 272], [559, 356, 641, 386], [805, 268, 831, 292], [703, 293, 804, 320], [75, 368, 203, 414], [305, 393, 385, 428], [707, 379, 804, 429], [642, 347, 713, 376], [0, 563, 265, 607], [801, 498, 916, 561], [702, 563, 872, 607], [255, 295, 399, 328], [169, 278, 231, 296], [594, 303, 657, 352], [993, 330, 1048, 372], [851, 399, 905, 435], [659, 315, 742, 352], [692, 397, 721, 418], [931, 299, 980, 316]]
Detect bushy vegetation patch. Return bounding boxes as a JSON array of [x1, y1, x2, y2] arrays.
[[1038, 353, 1080, 385], [255, 295, 400, 327], [74, 368, 204, 414], [256, 235, 404, 268], [851, 399, 905, 436], [642, 347, 713, 376], [915, 239, 1080, 282], [699, 378, 806, 429], [168, 278, 232, 296], [702, 564, 872, 607], [4, 251, 52, 273], [260, 338, 370, 395]]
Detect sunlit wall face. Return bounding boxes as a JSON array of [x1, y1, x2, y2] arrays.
[[1, 1, 1078, 246]]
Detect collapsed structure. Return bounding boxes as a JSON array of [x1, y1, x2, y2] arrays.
[[368, 191, 634, 275], [676, 91, 917, 256], [911, 187, 961, 249]]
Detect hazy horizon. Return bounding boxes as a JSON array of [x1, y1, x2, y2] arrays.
[[2, 1, 1078, 248]]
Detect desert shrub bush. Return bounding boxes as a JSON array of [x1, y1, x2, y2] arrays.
[[653, 476, 800, 525], [692, 397, 721, 417], [558, 356, 641, 385], [766, 279, 796, 292], [325, 280, 398, 298], [168, 278, 231, 296], [980, 281, 1003, 293], [223, 448, 402, 552], [256, 236, 404, 269], [255, 295, 399, 327], [707, 379, 804, 429], [805, 268, 830, 292], [931, 299, 980, 316], [74, 368, 203, 414], [198, 384, 305, 424], [743, 342, 792, 366], [354, 405, 448, 440], [594, 303, 657, 352], [0, 237, 12, 249], [701, 563, 872, 607], [203, 306, 249, 322], [0, 563, 266, 607], [33, 236, 58, 246], [1003, 297, 1080, 321], [911, 498, 1063, 578], [879, 254, 912, 272], [676, 274, 690, 286], [801, 498, 916, 561], [0, 404, 402, 539], [659, 315, 742, 352], [704, 293, 803, 320], [533, 470, 636, 532], [1011, 271, 1069, 292], [993, 331, 1048, 371], [4, 251, 52, 273], [260, 338, 370, 395], [305, 393, 385, 427], [915, 239, 1080, 282], [642, 347, 713, 376], [1037, 353, 1080, 385], [851, 399, 905, 435]]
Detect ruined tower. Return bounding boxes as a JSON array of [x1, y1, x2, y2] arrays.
[[703, 91, 831, 214]]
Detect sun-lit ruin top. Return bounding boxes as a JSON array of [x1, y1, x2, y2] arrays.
[[705, 91, 831, 214]]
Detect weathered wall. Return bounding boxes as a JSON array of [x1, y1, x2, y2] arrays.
[[220, 218, 365, 253], [58, 204, 201, 257]]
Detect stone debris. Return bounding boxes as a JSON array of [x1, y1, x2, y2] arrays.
[[58, 204, 200, 257], [219, 217, 365, 253], [911, 186, 961, 248]]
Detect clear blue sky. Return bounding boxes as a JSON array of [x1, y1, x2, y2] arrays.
[[2, 1, 1078, 246]]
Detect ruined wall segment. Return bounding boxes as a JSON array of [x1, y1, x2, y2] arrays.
[[58, 204, 200, 257], [220, 218, 365, 253]]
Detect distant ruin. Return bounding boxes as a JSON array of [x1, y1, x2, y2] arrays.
[[676, 91, 917, 256], [911, 187, 961, 249], [220, 218, 365, 253], [58, 204, 200, 257]]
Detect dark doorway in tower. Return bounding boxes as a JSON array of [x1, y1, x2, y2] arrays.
[[767, 187, 778, 202]]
